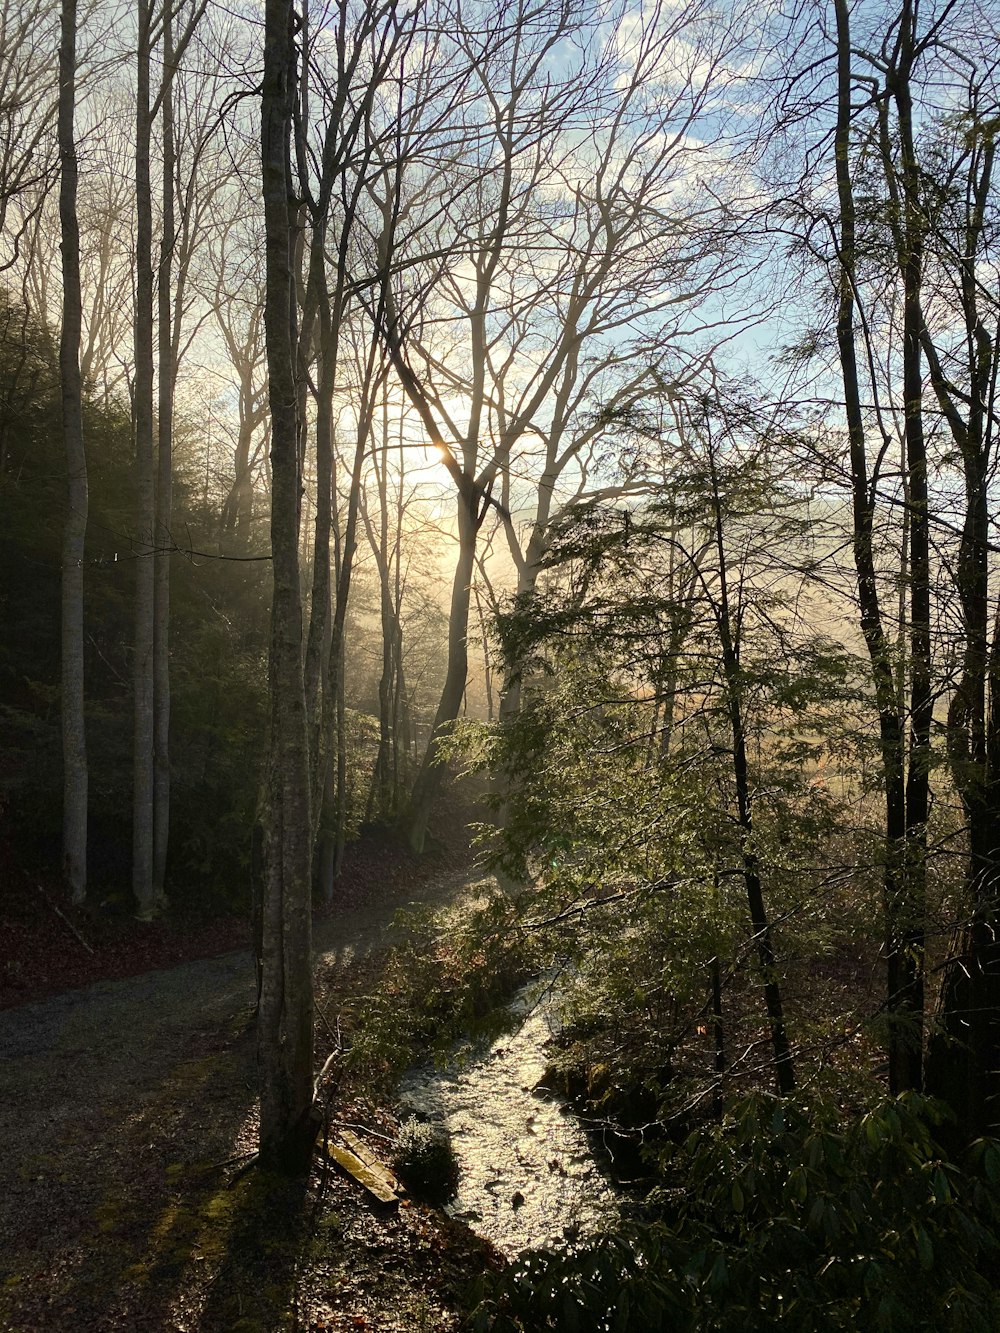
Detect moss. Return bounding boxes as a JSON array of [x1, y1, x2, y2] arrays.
[[316, 1209, 344, 1235], [121, 1261, 153, 1284], [200, 1188, 237, 1223], [151, 1201, 184, 1243], [94, 1199, 124, 1232]]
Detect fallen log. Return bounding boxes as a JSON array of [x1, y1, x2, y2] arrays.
[[325, 1131, 402, 1206]]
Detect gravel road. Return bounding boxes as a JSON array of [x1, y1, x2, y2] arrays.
[[0, 869, 472, 1331]]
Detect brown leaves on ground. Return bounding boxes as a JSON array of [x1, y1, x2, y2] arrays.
[[0, 785, 495, 1331], [0, 804, 466, 1010]]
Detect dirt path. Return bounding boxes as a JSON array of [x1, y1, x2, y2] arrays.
[[0, 868, 490, 1333]]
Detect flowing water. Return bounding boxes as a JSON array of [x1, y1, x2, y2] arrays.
[[399, 975, 619, 1257]]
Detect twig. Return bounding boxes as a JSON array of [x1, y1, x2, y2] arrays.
[[313, 1049, 340, 1097], [34, 882, 95, 954], [316, 1002, 343, 1048], [225, 1152, 260, 1187], [207, 1148, 259, 1172]]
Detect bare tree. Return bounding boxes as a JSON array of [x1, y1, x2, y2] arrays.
[[258, 0, 315, 1171], [132, 0, 207, 918], [59, 0, 87, 903], [152, 0, 212, 903], [0, 0, 57, 273], [375, 0, 745, 849], [132, 0, 157, 919], [757, 0, 1000, 1111], [359, 379, 421, 819]]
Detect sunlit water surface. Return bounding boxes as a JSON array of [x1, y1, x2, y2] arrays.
[[399, 978, 619, 1257]]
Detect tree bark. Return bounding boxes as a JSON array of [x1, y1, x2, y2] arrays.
[[892, 0, 929, 1094], [152, 0, 175, 907], [59, 0, 87, 904], [916, 82, 1000, 1136], [833, 0, 918, 1092], [316, 385, 374, 899], [132, 0, 157, 921], [707, 444, 794, 1096], [258, 0, 316, 1173], [360, 403, 397, 822]]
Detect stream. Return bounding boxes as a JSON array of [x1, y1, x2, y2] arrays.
[[399, 975, 620, 1257]]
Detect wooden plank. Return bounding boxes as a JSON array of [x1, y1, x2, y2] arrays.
[[325, 1136, 400, 1206], [340, 1131, 403, 1190]]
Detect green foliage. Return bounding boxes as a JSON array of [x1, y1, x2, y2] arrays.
[[0, 295, 273, 904], [1, 300, 135, 860], [392, 1116, 460, 1202], [470, 1094, 1000, 1332], [345, 890, 541, 1088], [447, 406, 884, 1119], [452, 631, 861, 1113]]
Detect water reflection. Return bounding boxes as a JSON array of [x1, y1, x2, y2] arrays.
[[399, 977, 618, 1257]]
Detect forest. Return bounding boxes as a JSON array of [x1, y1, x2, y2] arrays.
[[2, 0, 1000, 1327]]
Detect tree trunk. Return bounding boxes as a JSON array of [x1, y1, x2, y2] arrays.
[[919, 81, 1000, 1136], [59, 0, 87, 904], [833, 0, 918, 1092], [893, 0, 929, 1093], [132, 0, 156, 921], [152, 1, 175, 907], [708, 447, 794, 1097], [316, 409, 371, 900], [302, 266, 333, 757], [361, 396, 404, 822], [403, 485, 478, 852], [258, 0, 316, 1173]]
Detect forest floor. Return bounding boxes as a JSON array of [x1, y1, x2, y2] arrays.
[[0, 801, 503, 1332]]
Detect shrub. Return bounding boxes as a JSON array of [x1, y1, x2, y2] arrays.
[[469, 1092, 1000, 1332], [393, 1116, 459, 1203]]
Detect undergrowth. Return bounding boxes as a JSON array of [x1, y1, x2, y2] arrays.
[[341, 884, 542, 1089], [467, 1091, 1000, 1332]]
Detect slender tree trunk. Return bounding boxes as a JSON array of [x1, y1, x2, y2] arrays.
[[361, 393, 402, 821], [403, 485, 478, 851], [708, 448, 794, 1096], [894, 0, 929, 1092], [921, 102, 1000, 1135], [302, 271, 333, 760], [258, 0, 316, 1172], [391, 615, 409, 799], [392, 424, 410, 792], [133, 0, 156, 921], [152, 2, 175, 906], [317, 405, 371, 899], [473, 580, 494, 722], [365, 477, 394, 819], [833, 0, 917, 1092], [59, 0, 87, 904], [372, 586, 395, 818], [301, 42, 363, 761]]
